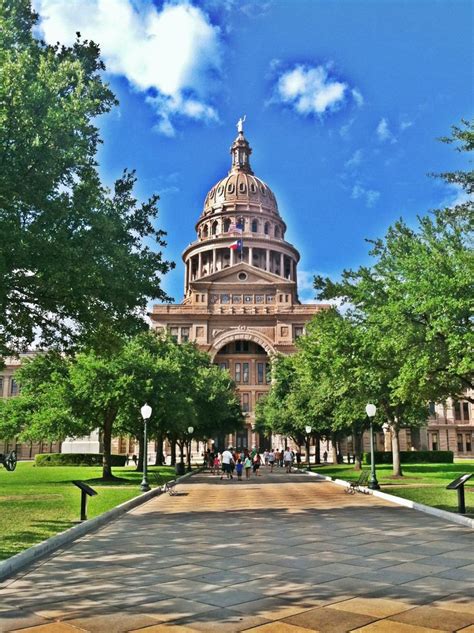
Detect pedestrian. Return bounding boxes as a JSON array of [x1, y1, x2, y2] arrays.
[[236, 458, 243, 480], [252, 452, 261, 476], [132, 454, 138, 466], [125, 454, 130, 466], [213, 454, 220, 475], [296, 451, 302, 467], [244, 454, 252, 479], [220, 446, 234, 480], [263, 450, 269, 466], [274, 449, 281, 467], [283, 447, 293, 473], [323, 450, 328, 463], [268, 449, 276, 472]]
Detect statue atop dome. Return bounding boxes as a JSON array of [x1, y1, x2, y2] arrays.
[[237, 115, 246, 134]]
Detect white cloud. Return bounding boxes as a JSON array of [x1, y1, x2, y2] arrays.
[[274, 64, 361, 117], [400, 119, 413, 131], [376, 118, 396, 143], [345, 149, 363, 168], [351, 88, 364, 107], [297, 270, 318, 303], [441, 184, 472, 208], [351, 183, 380, 207], [33, 0, 222, 135]]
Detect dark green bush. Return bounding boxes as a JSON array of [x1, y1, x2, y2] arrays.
[[363, 450, 453, 465], [35, 453, 127, 467]]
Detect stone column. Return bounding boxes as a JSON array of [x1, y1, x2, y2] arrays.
[[248, 246, 253, 267], [280, 252, 284, 277], [198, 252, 202, 278], [266, 249, 270, 272], [212, 248, 216, 273]]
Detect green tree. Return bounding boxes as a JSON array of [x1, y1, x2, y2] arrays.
[[0, 1, 174, 359]]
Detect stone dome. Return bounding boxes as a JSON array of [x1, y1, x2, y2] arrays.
[[202, 129, 279, 217], [203, 172, 278, 216]]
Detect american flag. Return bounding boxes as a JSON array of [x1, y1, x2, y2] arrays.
[[228, 219, 244, 234]]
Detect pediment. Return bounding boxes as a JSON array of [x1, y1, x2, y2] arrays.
[[191, 262, 294, 287]]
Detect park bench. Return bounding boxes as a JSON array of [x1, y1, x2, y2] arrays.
[[154, 472, 177, 496], [345, 470, 370, 494]]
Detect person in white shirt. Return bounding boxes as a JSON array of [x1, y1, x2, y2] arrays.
[[283, 448, 293, 473], [220, 447, 234, 480]]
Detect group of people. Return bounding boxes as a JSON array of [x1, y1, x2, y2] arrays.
[[203, 446, 298, 480]]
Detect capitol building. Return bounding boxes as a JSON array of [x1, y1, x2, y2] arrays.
[[150, 122, 326, 450]]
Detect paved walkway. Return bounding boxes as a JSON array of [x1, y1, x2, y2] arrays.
[[1, 468, 473, 633]]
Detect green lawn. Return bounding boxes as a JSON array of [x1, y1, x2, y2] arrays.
[[311, 461, 474, 515], [0, 462, 175, 561]]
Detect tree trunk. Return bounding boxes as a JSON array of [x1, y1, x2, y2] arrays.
[[136, 434, 144, 472], [170, 440, 176, 466], [305, 439, 310, 467], [353, 426, 362, 471], [315, 433, 321, 464], [331, 434, 338, 464], [155, 431, 164, 465], [102, 414, 114, 480], [391, 425, 403, 477], [179, 441, 185, 464]]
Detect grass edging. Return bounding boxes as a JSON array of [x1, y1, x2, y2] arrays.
[[304, 470, 474, 529], [0, 468, 198, 582]]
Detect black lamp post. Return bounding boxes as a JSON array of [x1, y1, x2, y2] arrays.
[[186, 425, 194, 472], [366, 403, 380, 490], [140, 404, 152, 492]]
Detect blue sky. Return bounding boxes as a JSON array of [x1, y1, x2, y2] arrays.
[[34, 0, 473, 303]]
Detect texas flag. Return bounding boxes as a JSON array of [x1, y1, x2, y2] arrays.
[[229, 239, 243, 251]]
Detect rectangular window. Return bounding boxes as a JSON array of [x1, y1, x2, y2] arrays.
[[235, 363, 241, 383], [466, 434, 472, 452], [431, 432, 438, 451], [462, 402, 469, 420], [242, 362, 249, 384], [181, 327, 190, 342], [256, 392, 266, 401], [10, 379, 19, 396], [457, 434, 463, 453], [454, 402, 462, 420], [257, 362, 264, 384], [265, 362, 271, 384], [170, 327, 179, 342], [219, 362, 228, 371], [294, 326, 304, 339], [242, 393, 250, 412]]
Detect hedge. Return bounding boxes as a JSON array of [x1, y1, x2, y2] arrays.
[[362, 450, 454, 465], [35, 453, 127, 467]]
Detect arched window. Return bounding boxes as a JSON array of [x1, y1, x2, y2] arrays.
[[202, 224, 209, 238], [224, 218, 231, 232], [251, 219, 258, 232], [264, 222, 270, 235], [212, 220, 218, 235]]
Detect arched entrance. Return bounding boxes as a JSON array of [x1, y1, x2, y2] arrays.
[[212, 334, 274, 450]]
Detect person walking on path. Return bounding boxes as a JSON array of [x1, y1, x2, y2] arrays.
[[283, 447, 293, 473], [252, 452, 262, 476], [268, 449, 276, 472], [244, 454, 252, 479], [220, 446, 234, 480], [236, 459, 243, 480]]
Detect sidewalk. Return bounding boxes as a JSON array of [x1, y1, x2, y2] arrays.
[[0, 466, 473, 632]]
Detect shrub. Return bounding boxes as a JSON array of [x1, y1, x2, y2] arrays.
[[35, 453, 127, 467], [362, 450, 454, 465]]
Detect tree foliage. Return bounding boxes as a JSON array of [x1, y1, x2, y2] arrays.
[[0, 1, 174, 358], [0, 333, 242, 479]]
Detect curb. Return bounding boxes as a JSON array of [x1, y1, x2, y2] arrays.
[[0, 468, 198, 582], [304, 469, 474, 529]]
